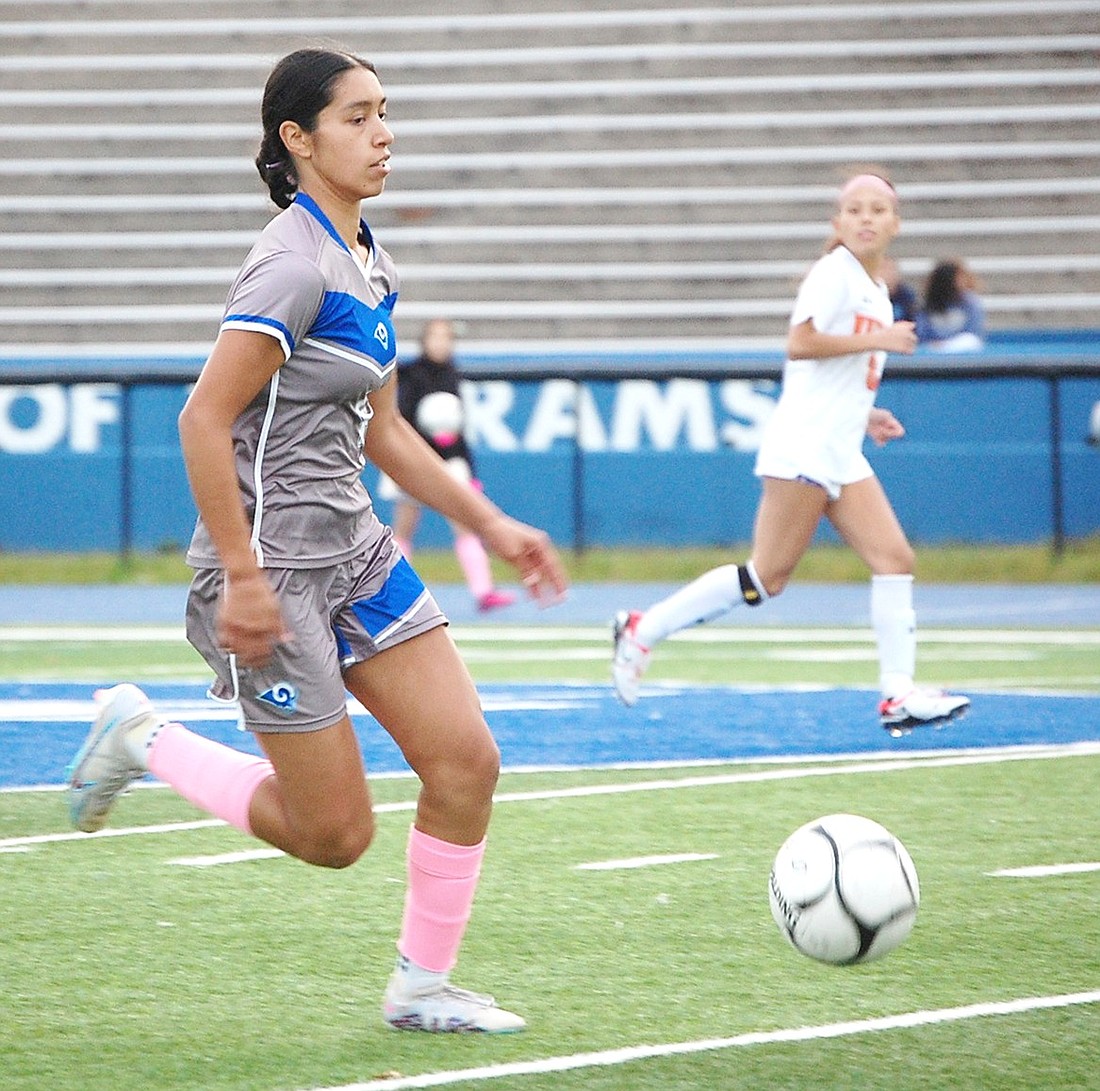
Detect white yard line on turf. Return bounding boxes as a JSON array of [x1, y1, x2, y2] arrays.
[[302, 990, 1100, 1091], [0, 625, 185, 641], [989, 862, 1100, 877], [3, 625, 1100, 645], [576, 852, 719, 870], [3, 742, 1098, 855]]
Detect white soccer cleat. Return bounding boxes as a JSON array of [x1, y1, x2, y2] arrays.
[[382, 976, 526, 1034], [611, 609, 650, 707], [67, 683, 162, 833], [879, 688, 970, 736]]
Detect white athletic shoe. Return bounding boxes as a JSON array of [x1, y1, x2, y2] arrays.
[[67, 683, 161, 833], [879, 688, 970, 736], [382, 976, 526, 1034], [611, 609, 650, 707]]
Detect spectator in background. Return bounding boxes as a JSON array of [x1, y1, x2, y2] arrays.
[[915, 259, 986, 352], [385, 317, 516, 612], [881, 256, 917, 323]]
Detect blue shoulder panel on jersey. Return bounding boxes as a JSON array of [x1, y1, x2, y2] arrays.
[[311, 290, 397, 365]]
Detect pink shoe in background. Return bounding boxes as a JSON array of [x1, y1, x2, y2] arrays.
[[477, 590, 517, 612]]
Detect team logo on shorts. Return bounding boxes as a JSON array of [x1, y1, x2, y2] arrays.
[[374, 321, 389, 350], [257, 681, 299, 715]]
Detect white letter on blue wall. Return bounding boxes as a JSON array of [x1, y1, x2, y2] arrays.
[[69, 384, 120, 453], [462, 379, 518, 451], [611, 379, 717, 451], [0, 385, 67, 453], [524, 380, 607, 452], [718, 380, 777, 451]]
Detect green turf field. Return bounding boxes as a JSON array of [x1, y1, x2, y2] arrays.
[[2, 745, 1098, 1090], [1, 624, 1098, 1090]]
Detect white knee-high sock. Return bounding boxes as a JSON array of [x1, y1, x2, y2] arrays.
[[635, 563, 766, 648], [872, 573, 916, 698]]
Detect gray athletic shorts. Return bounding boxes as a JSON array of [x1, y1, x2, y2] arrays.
[[185, 536, 447, 734]]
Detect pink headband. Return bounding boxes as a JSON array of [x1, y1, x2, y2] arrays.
[[838, 173, 899, 207]]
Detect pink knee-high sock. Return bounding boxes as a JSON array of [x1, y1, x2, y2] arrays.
[[146, 723, 274, 837], [453, 532, 494, 600], [398, 826, 486, 974]]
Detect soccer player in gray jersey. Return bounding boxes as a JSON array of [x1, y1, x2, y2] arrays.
[[67, 48, 566, 1034]]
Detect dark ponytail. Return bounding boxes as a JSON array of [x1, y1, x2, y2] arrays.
[[924, 260, 963, 315], [255, 48, 376, 209]]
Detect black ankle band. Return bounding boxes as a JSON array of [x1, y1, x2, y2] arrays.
[[738, 564, 764, 606]]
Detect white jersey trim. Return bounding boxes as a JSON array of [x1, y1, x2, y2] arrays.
[[249, 371, 281, 567], [302, 335, 395, 380], [221, 318, 293, 362]]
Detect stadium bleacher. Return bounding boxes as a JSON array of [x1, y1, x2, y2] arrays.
[[1, 0, 1098, 358]]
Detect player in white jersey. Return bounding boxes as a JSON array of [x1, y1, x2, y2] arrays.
[[67, 49, 566, 1034], [613, 172, 969, 735]]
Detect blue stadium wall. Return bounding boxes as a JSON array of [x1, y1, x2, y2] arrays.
[[0, 367, 1098, 552]]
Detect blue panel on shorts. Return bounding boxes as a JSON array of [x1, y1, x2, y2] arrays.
[[348, 556, 426, 639]]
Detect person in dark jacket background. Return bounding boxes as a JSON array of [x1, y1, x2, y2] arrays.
[[384, 317, 516, 611]]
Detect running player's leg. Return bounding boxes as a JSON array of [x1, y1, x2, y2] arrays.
[[643, 475, 828, 641], [246, 721, 374, 867], [392, 498, 420, 559], [826, 475, 916, 697], [748, 476, 831, 596], [346, 626, 496, 845], [444, 457, 515, 612], [345, 629, 524, 1032], [827, 476, 969, 730], [612, 476, 826, 705], [68, 570, 370, 856], [69, 685, 375, 866], [135, 563, 375, 866], [825, 474, 913, 577]]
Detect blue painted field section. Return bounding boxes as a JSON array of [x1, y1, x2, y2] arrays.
[[2, 681, 1098, 789]]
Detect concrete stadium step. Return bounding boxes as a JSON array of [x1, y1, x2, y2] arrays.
[[9, 39, 1099, 97], [6, 263, 1098, 314], [6, 145, 1099, 200], [5, 75, 1097, 137], [2, 295, 1095, 349], [7, 110, 1100, 162], [5, 3, 1095, 54]]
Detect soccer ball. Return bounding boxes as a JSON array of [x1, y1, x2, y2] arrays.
[[768, 813, 919, 965], [415, 391, 464, 446]]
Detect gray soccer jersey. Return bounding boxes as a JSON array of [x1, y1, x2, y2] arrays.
[[186, 193, 399, 569]]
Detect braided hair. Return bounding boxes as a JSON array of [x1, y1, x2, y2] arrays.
[[255, 48, 376, 209]]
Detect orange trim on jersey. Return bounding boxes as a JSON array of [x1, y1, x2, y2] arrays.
[[853, 313, 885, 391]]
